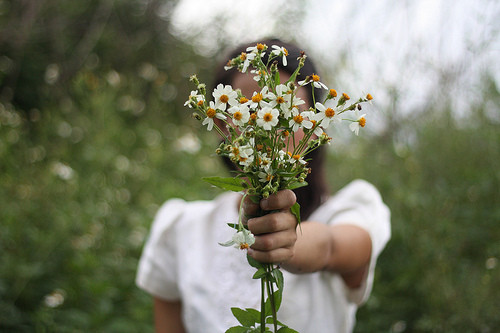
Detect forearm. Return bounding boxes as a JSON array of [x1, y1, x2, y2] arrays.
[[154, 298, 186, 333], [281, 222, 372, 285]]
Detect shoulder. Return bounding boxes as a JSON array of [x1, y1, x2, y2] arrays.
[[334, 179, 383, 203], [312, 179, 391, 257], [312, 179, 389, 221]]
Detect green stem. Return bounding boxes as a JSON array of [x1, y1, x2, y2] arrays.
[[266, 264, 278, 332], [237, 192, 249, 231], [261, 277, 266, 333]]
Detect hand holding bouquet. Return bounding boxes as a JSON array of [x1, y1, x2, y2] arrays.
[[185, 42, 373, 333]]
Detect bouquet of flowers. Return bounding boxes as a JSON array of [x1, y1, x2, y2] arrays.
[[185, 42, 372, 333]]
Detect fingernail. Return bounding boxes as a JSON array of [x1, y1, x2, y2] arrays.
[[261, 198, 269, 210]]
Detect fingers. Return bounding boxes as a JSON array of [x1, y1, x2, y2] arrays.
[[248, 228, 297, 263], [248, 246, 295, 264], [247, 211, 298, 264], [260, 189, 296, 211], [242, 189, 297, 224], [242, 189, 298, 264]]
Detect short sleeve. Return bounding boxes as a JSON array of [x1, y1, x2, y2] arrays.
[[314, 179, 391, 305], [135, 198, 186, 300]]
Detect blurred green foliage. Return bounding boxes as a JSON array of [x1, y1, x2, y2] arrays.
[[1, 0, 499, 332]]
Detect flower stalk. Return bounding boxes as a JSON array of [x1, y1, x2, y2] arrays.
[[186, 42, 373, 333]]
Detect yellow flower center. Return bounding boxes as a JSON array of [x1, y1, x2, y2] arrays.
[[276, 96, 285, 104], [232, 147, 240, 155], [329, 89, 337, 98], [240, 52, 247, 61], [293, 114, 303, 123], [366, 93, 373, 100], [250, 113, 257, 120], [311, 120, 317, 126], [281, 130, 290, 137], [233, 111, 243, 121], [240, 97, 249, 104], [220, 94, 229, 103], [252, 93, 263, 103], [283, 48, 289, 56], [240, 243, 249, 250], [292, 154, 301, 161], [197, 100, 204, 107], [263, 112, 273, 122], [359, 117, 366, 127], [206, 108, 216, 118], [342, 93, 350, 100], [239, 156, 247, 163], [266, 174, 273, 182], [257, 43, 266, 51], [325, 108, 335, 118], [312, 74, 320, 82]]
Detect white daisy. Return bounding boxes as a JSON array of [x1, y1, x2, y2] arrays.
[[202, 101, 226, 131], [257, 152, 272, 171], [288, 152, 307, 165], [246, 43, 267, 54], [271, 45, 289, 66], [298, 74, 328, 90], [184, 90, 204, 108], [265, 84, 289, 109], [239, 51, 257, 73], [314, 100, 340, 128], [219, 229, 255, 250], [349, 114, 367, 135], [248, 86, 270, 109], [212, 83, 238, 111], [257, 106, 280, 130], [288, 108, 313, 132], [258, 167, 275, 183], [228, 104, 250, 127]]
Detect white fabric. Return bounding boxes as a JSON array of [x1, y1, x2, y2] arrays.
[[136, 179, 391, 333]]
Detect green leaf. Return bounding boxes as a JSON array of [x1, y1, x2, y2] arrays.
[[225, 326, 251, 333], [290, 202, 301, 226], [231, 307, 258, 327], [248, 194, 261, 204], [227, 222, 239, 230], [277, 327, 299, 333], [264, 288, 283, 315], [252, 268, 268, 279], [247, 254, 265, 269], [272, 268, 284, 290], [245, 308, 262, 321], [274, 70, 281, 87], [287, 181, 308, 190], [202, 176, 245, 192]]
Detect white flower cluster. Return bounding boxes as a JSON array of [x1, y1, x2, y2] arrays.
[[186, 43, 372, 197]]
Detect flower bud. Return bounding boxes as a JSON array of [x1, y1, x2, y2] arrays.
[[189, 74, 199, 85], [197, 83, 206, 95], [192, 113, 202, 121]]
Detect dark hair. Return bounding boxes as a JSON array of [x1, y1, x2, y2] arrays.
[[214, 38, 329, 220]]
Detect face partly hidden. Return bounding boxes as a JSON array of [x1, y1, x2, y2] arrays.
[[219, 70, 312, 146]]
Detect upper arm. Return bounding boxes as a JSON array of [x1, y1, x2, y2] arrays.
[[154, 297, 186, 333]]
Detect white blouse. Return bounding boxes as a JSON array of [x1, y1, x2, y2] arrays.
[[136, 179, 391, 333]]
